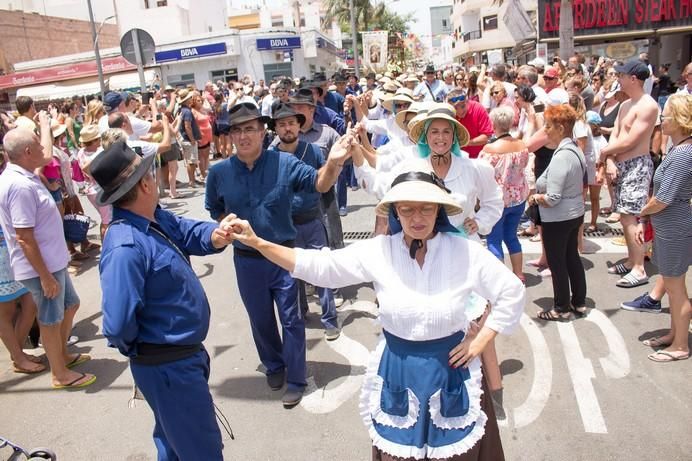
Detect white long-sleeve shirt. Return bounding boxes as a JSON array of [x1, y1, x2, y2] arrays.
[[355, 153, 504, 238], [292, 232, 525, 339]]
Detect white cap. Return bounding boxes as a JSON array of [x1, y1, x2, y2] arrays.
[[529, 57, 546, 68], [547, 88, 569, 106]]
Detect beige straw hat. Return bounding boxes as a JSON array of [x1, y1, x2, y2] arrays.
[[382, 88, 415, 112], [375, 160, 463, 217], [78, 124, 100, 143], [407, 103, 470, 147]]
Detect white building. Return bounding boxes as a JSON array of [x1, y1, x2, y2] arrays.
[[0, 0, 115, 22]]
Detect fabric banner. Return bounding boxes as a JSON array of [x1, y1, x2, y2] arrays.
[[361, 31, 389, 71]]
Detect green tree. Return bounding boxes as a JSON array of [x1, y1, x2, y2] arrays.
[[323, 0, 413, 35]]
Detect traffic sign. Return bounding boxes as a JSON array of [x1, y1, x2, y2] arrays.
[[120, 28, 156, 66]]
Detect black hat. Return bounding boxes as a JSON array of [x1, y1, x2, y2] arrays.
[[424, 64, 436, 74], [333, 73, 347, 83], [269, 102, 306, 129], [301, 80, 324, 96], [90, 141, 155, 206], [228, 102, 270, 127], [614, 59, 650, 81], [288, 88, 316, 107]]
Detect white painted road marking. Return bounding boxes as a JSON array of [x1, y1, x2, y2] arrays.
[[585, 309, 630, 379]]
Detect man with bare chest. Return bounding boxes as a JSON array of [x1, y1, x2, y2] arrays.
[[599, 59, 658, 287]]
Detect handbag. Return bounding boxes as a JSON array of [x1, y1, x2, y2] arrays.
[[526, 203, 541, 226], [63, 214, 90, 243]]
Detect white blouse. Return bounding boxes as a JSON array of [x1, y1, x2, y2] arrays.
[[292, 232, 525, 341], [355, 153, 504, 238]]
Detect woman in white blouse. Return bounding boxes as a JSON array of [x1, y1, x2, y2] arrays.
[[224, 166, 525, 461]]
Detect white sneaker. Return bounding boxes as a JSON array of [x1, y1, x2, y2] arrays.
[[333, 291, 344, 307]]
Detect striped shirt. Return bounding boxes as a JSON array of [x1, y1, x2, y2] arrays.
[[651, 143, 692, 238]]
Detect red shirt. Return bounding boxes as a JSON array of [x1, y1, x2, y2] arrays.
[[457, 100, 493, 159]]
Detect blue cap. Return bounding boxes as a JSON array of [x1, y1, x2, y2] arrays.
[[586, 111, 602, 125], [103, 91, 128, 113], [613, 59, 650, 81]]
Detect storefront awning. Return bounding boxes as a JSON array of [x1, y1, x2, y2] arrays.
[[108, 70, 158, 91], [16, 84, 59, 101], [16, 80, 103, 101]]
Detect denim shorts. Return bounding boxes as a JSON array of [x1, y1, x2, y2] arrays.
[[20, 268, 80, 325]]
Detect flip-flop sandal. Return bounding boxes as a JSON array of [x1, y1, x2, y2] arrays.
[[599, 208, 612, 216], [572, 306, 588, 318], [526, 259, 544, 268], [647, 350, 690, 362], [517, 229, 537, 237], [71, 251, 90, 261], [585, 225, 598, 233], [66, 353, 91, 369], [13, 362, 47, 374], [82, 242, 100, 253], [607, 263, 631, 275], [537, 309, 571, 321], [52, 373, 96, 389], [606, 214, 621, 223], [616, 272, 649, 288], [642, 337, 672, 348], [529, 234, 542, 242]]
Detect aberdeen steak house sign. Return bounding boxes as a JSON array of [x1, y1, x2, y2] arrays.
[[539, 0, 692, 38]]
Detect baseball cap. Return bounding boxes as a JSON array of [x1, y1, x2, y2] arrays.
[[528, 57, 546, 68], [547, 88, 569, 106], [614, 59, 650, 81], [103, 91, 128, 113], [544, 68, 559, 80]]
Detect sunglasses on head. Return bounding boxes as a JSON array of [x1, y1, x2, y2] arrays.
[[448, 95, 466, 103]]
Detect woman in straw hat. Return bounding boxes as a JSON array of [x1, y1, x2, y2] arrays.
[[76, 124, 111, 240], [224, 163, 525, 460]]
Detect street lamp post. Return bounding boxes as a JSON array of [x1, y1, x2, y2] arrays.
[[87, 0, 115, 100]]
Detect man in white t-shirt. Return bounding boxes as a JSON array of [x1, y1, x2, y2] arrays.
[[98, 91, 162, 140], [106, 112, 171, 157]]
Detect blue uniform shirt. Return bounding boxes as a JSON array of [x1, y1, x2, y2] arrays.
[[314, 103, 346, 135], [269, 140, 325, 217], [324, 91, 345, 116], [205, 149, 318, 249], [100, 207, 223, 358]]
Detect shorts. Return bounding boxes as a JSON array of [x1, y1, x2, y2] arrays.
[[614, 155, 654, 215], [198, 142, 210, 150], [181, 141, 199, 165], [47, 179, 62, 203], [216, 125, 231, 136], [20, 268, 80, 325]]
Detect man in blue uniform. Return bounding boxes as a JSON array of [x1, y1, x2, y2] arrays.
[[268, 103, 340, 341], [205, 103, 351, 407], [92, 141, 236, 460]]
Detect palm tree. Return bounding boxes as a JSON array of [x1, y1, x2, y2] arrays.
[[323, 0, 387, 33]]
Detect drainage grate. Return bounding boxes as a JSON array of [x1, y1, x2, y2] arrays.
[[343, 231, 374, 241]]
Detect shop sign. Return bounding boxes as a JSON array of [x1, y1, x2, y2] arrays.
[[256, 37, 302, 51], [0, 56, 135, 91], [538, 0, 692, 39], [155, 42, 227, 63]]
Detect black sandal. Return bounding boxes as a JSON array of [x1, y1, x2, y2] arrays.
[[537, 309, 571, 321], [571, 306, 587, 318]]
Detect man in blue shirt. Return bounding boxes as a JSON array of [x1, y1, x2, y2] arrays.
[[413, 64, 446, 102], [268, 103, 340, 341], [301, 81, 346, 135], [92, 141, 236, 460], [345, 73, 362, 96], [205, 103, 351, 407]]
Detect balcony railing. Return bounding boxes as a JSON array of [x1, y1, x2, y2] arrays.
[[462, 30, 482, 42]]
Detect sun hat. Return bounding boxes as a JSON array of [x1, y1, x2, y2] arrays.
[[374, 81, 399, 102], [78, 124, 100, 143], [228, 102, 271, 127], [394, 102, 424, 132], [375, 161, 463, 217], [359, 78, 368, 87], [164, 85, 175, 92], [269, 102, 306, 130], [407, 103, 470, 147], [90, 140, 156, 206], [382, 88, 415, 112], [405, 74, 419, 83], [547, 88, 569, 106], [50, 120, 67, 139], [605, 81, 623, 99], [586, 111, 602, 125], [177, 89, 195, 105]]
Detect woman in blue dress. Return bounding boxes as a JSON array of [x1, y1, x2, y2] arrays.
[[224, 161, 525, 460]]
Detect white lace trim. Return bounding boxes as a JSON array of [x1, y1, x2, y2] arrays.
[[369, 375, 420, 429], [359, 337, 488, 460], [428, 357, 483, 430]]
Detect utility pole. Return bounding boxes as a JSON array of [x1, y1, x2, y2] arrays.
[[349, 0, 359, 78], [87, 0, 106, 100]]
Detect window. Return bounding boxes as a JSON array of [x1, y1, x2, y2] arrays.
[[144, 0, 167, 7], [166, 73, 195, 87], [442, 19, 448, 28], [483, 15, 498, 31], [211, 69, 239, 83]]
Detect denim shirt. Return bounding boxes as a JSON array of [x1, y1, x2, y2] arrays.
[[269, 141, 325, 217], [99, 207, 223, 358], [205, 149, 318, 249], [314, 103, 346, 135]]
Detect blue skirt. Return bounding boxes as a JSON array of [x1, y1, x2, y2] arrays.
[[360, 330, 487, 460]]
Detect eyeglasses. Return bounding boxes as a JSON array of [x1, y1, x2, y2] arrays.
[[448, 95, 466, 103], [230, 126, 261, 136], [396, 204, 438, 217]]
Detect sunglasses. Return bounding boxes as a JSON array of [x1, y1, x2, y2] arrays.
[[448, 95, 466, 103], [543, 76, 556, 80]]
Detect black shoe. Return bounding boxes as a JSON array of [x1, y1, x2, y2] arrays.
[[266, 371, 285, 391], [282, 387, 305, 408]]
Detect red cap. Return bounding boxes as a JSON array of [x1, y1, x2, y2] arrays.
[[544, 68, 559, 79]]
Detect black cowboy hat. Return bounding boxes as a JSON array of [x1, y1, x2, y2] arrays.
[[90, 141, 156, 206], [288, 88, 316, 107], [269, 103, 306, 130], [300, 80, 324, 96], [332, 73, 347, 84], [229, 102, 270, 128], [424, 64, 436, 74]]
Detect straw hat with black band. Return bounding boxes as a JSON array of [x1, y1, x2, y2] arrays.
[[408, 103, 470, 147], [375, 169, 462, 218], [90, 140, 156, 206], [381, 88, 414, 113]]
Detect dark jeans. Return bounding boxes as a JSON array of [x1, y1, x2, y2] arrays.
[[337, 163, 352, 209], [542, 215, 587, 311]]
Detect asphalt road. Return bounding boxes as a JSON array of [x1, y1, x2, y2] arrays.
[[1, 163, 690, 461]]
